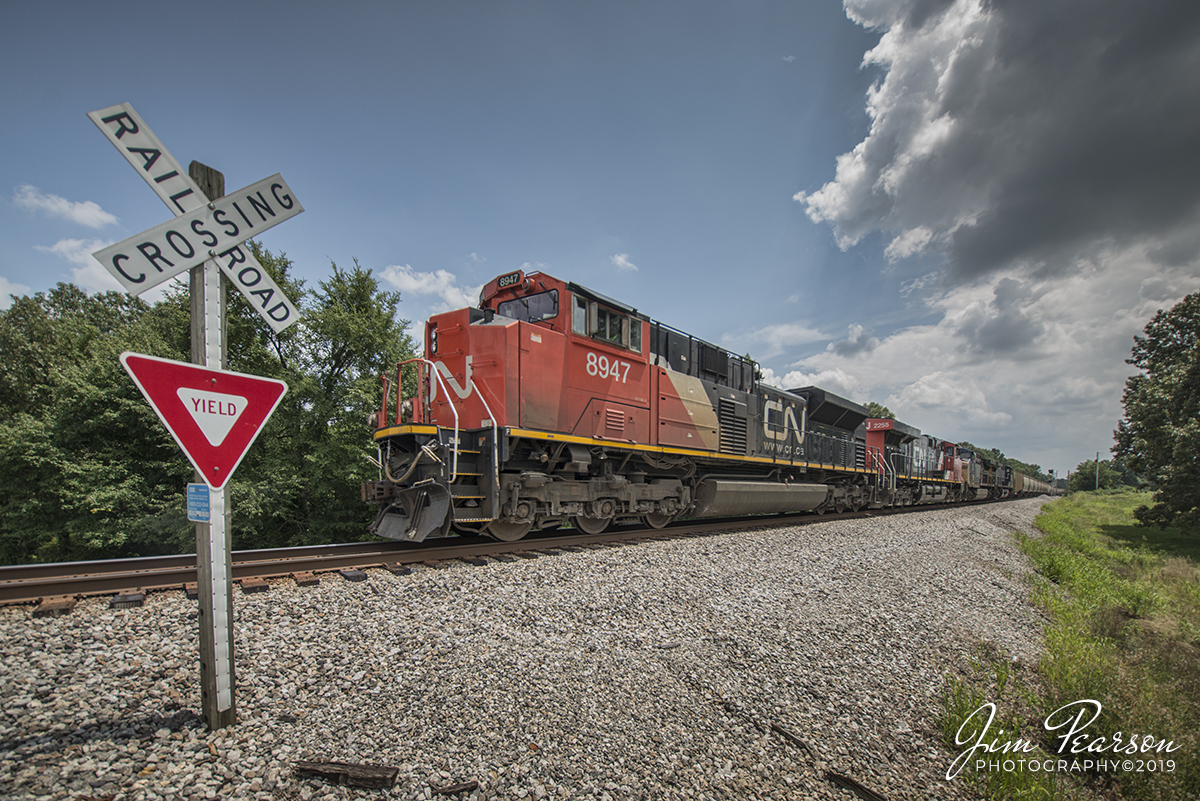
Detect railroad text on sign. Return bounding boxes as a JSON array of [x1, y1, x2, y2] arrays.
[[87, 104, 205, 215]]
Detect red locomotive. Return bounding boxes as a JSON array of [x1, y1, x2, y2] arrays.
[[363, 270, 1051, 542]]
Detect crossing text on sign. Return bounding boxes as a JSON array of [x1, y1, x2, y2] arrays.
[[93, 173, 303, 293]]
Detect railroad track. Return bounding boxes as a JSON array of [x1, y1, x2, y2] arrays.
[[0, 499, 1020, 609]]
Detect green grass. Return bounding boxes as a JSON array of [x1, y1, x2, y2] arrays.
[[940, 643, 1069, 800], [939, 491, 1200, 800]]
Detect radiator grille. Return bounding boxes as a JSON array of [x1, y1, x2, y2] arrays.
[[718, 398, 748, 454]]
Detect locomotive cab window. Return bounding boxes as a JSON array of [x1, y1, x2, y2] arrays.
[[574, 296, 642, 353], [497, 289, 558, 323]]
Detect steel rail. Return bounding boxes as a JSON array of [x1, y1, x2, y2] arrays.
[[0, 497, 1027, 607], [0, 541, 421, 605], [0, 517, 777, 605]]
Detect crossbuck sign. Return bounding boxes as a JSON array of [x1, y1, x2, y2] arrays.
[[88, 103, 301, 332]]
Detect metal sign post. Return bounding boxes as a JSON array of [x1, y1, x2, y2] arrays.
[[89, 104, 301, 730], [191, 165, 235, 728]]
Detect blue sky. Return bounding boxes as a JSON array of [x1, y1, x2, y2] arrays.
[[3, 0, 1198, 478]]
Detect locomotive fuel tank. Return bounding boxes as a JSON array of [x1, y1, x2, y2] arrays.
[[691, 480, 828, 517]]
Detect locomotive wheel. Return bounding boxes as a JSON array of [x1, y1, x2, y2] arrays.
[[485, 520, 532, 542], [574, 515, 610, 535], [834, 497, 846, 514], [643, 512, 673, 530], [814, 504, 826, 515]]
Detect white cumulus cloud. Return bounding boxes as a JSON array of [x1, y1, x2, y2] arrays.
[[770, 252, 1197, 470], [0, 276, 31, 310], [380, 264, 482, 313], [14, 185, 118, 229], [827, 323, 880, 357], [796, 0, 1200, 281], [783, 0, 1200, 472], [611, 253, 639, 272], [35, 238, 113, 267], [724, 320, 826, 360], [760, 366, 864, 398]]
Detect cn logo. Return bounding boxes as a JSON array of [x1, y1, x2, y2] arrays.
[[763, 400, 804, 443], [434, 356, 473, 400]]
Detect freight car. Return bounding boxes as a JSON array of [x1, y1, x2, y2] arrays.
[[363, 270, 1050, 542]]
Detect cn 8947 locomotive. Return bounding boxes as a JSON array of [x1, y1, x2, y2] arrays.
[[363, 271, 1051, 542]]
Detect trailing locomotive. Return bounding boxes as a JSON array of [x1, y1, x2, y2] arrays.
[[363, 270, 1051, 542]]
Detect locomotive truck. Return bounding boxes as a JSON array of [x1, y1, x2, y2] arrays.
[[363, 270, 1050, 542]]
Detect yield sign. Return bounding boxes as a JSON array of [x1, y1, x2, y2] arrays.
[[121, 352, 287, 489]]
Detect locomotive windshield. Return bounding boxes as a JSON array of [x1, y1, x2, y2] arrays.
[[497, 289, 558, 323]]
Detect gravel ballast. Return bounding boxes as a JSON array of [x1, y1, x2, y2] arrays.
[[1, 499, 1050, 800]]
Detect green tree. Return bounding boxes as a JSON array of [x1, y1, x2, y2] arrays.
[[0, 244, 417, 564], [1114, 290, 1200, 533], [0, 286, 192, 563], [1006, 458, 1050, 483], [211, 244, 416, 549], [955, 440, 1053, 482], [1068, 459, 1125, 493], [957, 441, 1004, 463], [865, 402, 894, 419]]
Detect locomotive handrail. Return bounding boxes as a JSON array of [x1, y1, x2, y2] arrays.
[[394, 358, 461, 482], [467, 376, 501, 504], [867, 447, 895, 493], [887, 452, 904, 489]]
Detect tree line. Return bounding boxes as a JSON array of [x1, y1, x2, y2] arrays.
[[0, 243, 415, 565]]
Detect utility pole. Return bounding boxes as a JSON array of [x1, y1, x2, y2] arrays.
[[1096, 451, 1100, 491]]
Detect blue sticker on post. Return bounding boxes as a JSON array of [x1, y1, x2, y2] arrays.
[[187, 483, 211, 523]]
